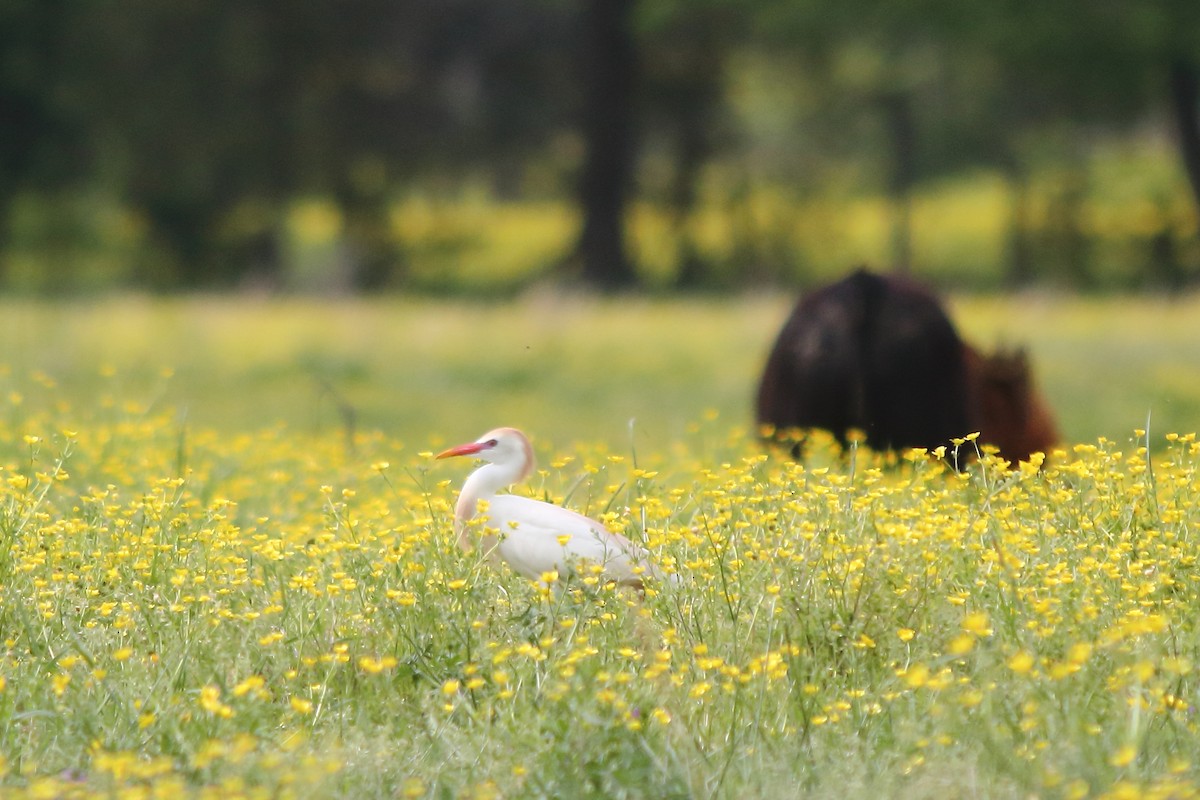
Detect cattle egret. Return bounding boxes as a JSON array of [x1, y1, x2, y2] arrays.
[[436, 427, 672, 589]]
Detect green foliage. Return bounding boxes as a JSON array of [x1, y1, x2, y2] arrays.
[[2, 0, 1200, 291]]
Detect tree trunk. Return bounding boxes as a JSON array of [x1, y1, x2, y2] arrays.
[[665, 18, 723, 290], [340, 189, 401, 292], [1169, 58, 1200, 215], [1004, 167, 1035, 288], [671, 118, 707, 290], [1045, 167, 1094, 289], [881, 92, 916, 274], [574, 0, 638, 290]]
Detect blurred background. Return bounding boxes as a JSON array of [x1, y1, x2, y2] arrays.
[[4, 0, 1200, 296]]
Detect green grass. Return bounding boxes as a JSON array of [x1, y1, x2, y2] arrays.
[[1, 291, 1198, 449], [1, 294, 1200, 798]]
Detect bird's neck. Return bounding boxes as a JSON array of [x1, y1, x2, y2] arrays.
[[456, 462, 523, 521]]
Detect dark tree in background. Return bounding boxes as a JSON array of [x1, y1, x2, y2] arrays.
[[641, 6, 734, 289], [0, 0, 85, 265], [1170, 60, 1200, 220], [572, 0, 639, 290]]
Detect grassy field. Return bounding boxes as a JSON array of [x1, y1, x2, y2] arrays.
[[1, 290, 1199, 449], [1, 293, 1200, 798]]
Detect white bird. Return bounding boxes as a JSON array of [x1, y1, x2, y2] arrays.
[[436, 427, 671, 589]]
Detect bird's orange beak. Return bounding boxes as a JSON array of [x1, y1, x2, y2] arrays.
[[435, 441, 488, 459]]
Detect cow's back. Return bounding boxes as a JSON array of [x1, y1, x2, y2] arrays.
[[757, 269, 973, 452]]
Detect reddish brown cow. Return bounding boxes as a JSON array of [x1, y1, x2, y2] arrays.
[[962, 345, 1060, 465], [756, 268, 1058, 464]]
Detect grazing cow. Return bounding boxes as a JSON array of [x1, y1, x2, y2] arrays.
[[756, 268, 1058, 464], [962, 344, 1060, 465]]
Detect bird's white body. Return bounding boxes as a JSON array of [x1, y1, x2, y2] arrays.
[[438, 427, 667, 588], [474, 494, 647, 583]]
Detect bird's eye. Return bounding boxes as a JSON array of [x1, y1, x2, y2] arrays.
[[486, 439, 498, 447]]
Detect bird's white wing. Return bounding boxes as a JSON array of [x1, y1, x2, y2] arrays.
[[480, 494, 657, 585]]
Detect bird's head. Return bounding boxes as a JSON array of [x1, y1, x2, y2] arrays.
[[436, 427, 535, 480]]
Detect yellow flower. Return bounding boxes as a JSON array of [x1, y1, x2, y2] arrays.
[[902, 664, 930, 689], [1007, 651, 1035, 674], [1109, 744, 1137, 768], [387, 589, 417, 607], [897, 628, 915, 642], [1065, 779, 1090, 800], [1052, 662, 1077, 681], [948, 634, 975, 656], [1066, 642, 1092, 665], [358, 656, 398, 674], [290, 696, 314, 715], [198, 685, 234, 718], [1162, 656, 1192, 675], [1129, 660, 1155, 682], [232, 675, 266, 697], [961, 612, 992, 637]]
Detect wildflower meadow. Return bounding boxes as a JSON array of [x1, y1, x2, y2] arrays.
[[1, 295, 1200, 799]]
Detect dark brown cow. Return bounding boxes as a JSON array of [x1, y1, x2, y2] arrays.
[[756, 268, 1058, 464]]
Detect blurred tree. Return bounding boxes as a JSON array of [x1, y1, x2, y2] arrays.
[[45, 0, 579, 291], [640, 2, 739, 289], [743, 0, 1006, 275], [738, 0, 1200, 287], [0, 0, 87, 271], [989, 0, 1200, 288], [64, 1, 293, 287], [1169, 59, 1200, 215], [570, 0, 639, 290]]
